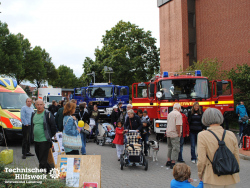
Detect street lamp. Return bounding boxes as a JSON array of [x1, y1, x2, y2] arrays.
[[104, 66, 114, 83], [87, 71, 95, 83]]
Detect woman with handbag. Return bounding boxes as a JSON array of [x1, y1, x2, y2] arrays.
[[76, 103, 90, 155], [63, 102, 81, 155]]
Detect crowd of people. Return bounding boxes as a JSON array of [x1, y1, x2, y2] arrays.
[[20, 98, 246, 187]]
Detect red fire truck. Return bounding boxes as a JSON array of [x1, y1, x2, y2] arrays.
[[132, 70, 234, 140]]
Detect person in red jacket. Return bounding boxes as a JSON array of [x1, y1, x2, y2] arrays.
[[178, 112, 189, 162], [113, 121, 125, 161]]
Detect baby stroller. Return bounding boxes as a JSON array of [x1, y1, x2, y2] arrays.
[[120, 130, 148, 171], [96, 123, 116, 147], [87, 118, 98, 142]]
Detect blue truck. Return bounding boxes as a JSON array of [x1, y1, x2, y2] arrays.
[[72, 83, 129, 117]]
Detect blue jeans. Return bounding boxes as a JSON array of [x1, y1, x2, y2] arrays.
[[178, 136, 184, 161], [190, 132, 198, 160], [239, 122, 247, 138], [80, 132, 86, 155]]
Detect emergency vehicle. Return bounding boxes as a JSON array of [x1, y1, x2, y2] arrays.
[[38, 88, 62, 109], [132, 71, 234, 140], [72, 83, 129, 117], [0, 78, 32, 145]]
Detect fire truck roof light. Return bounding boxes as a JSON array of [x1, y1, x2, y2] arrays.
[[195, 70, 202, 76], [163, 72, 168, 78]]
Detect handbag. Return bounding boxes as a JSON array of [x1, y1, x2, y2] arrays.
[[62, 116, 82, 150], [81, 123, 91, 135]]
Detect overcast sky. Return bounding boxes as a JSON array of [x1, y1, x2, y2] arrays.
[[1, 0, 159, 80]]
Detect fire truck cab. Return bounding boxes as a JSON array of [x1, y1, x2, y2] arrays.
[[132, 71, 234, 140]]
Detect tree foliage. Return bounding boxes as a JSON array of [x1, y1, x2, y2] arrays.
[[186, 58, 226, 81], [25, 46, 58, 88], [228, 64, 250, 108], [0, 21, 59, 87], [50, 65, 80, 88], [82, 20, 160, 87]]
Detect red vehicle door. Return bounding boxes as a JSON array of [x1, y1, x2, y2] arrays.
[[132, 82, 158, 119]]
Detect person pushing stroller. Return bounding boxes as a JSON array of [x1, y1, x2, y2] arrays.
[[124, 109, 143, 132]]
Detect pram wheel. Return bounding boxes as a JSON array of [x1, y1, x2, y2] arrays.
[[96, 140, 99, 145], [111, 143, 116, 148], [120, 155, 124, 170], [143, 156, 148, 171]]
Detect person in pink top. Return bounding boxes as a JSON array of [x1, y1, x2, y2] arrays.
[[113, 121, 125, 161]]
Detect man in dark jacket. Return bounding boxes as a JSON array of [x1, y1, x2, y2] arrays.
[[31, 99, 57, 173], [48, 100, 59, 116], [124, 109, 142, 131]]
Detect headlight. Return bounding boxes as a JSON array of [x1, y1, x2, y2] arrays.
[[160, 123, 167, 128], [10, 118, 22, 127]]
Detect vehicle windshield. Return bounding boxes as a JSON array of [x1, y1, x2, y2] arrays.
[[158, 78, 210, 99], [88, 87, 113, 98], [47, 96, 62, 102], [0, 92, 34, 109]]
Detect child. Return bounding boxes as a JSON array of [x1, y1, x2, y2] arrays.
[[141, 119, 150, 156], [112, 121, 125, 161], [171, 163, 203, 188], [142, 110, 150, 122]]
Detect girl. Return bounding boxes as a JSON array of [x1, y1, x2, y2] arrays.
[[112, 121, 125, 161]]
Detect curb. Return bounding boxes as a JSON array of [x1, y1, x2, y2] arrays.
[[239, 153, 250, 161]]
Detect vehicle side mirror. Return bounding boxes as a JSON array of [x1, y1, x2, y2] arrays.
[[217, 82, 222, 96], [150, 83, 155, 97]]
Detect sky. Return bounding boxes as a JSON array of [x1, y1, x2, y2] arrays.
[[0, 0, 160, 82]]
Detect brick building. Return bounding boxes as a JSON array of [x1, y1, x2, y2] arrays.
[[157, 0, 250, 74]]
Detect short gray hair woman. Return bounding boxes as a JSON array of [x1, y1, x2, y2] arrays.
[[197, 108, 240, 188]]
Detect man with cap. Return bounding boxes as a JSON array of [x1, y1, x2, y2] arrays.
[[111, 105, 119, 128]]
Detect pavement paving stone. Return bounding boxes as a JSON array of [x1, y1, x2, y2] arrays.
[[1, 133, 250, 188]]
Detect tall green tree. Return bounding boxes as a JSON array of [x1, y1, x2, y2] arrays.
[[50, 65, 79, 88], [82, 20, 160, 86], [26, 46, 58, 88], [228, 64, 250, 108], [0, 21, 10, 72]]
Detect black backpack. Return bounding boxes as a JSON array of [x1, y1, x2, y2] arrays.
[[206, 129, 239, 176]]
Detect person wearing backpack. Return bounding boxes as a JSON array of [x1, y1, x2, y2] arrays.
[[236, 101, 249, 137], [197, 108, 240, 188]]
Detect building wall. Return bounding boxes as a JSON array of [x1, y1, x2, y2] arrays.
[[196, 0, 250, 70], [159, 0, 250, 74], [159, 0, 189, 74]]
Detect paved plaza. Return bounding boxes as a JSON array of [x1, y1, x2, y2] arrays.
[[1, 133, 250, 188]]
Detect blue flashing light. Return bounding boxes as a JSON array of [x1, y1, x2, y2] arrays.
[[4, 79, 10, 86], [12, 80, 17, 88], [195, 70, 202, 76], [163, 71, 169, 78], [0, 80, 6, 87], [48, 93, 50, 95], [89, 83, 93, 86], [58, 93, 60, 95]]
